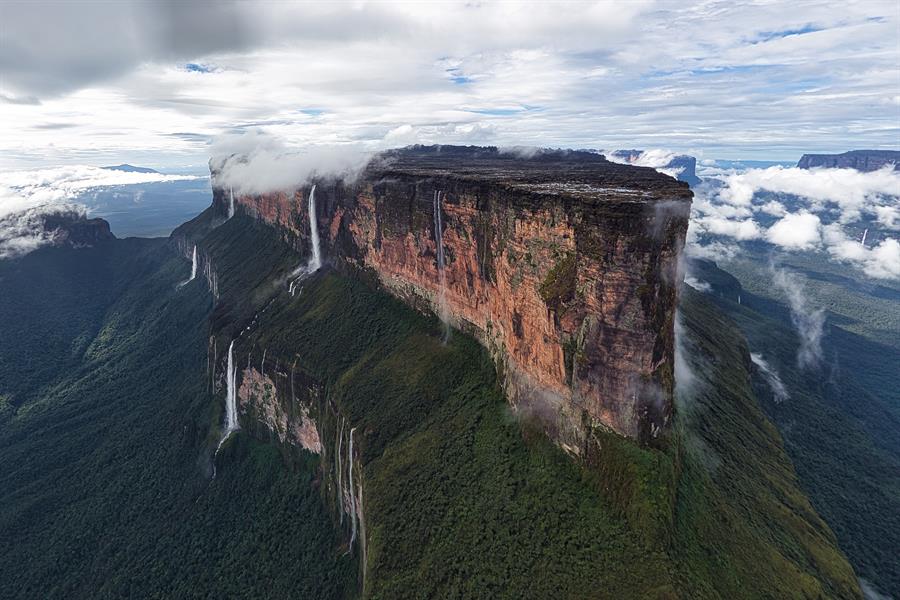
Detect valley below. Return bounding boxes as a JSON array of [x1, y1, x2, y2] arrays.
[[1, 147, 896, 599]]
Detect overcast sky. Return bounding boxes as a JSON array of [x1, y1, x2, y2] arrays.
[[1, 0, 898, 170]]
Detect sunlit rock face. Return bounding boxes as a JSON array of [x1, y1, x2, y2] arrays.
[[213, 146, 692, 449], [238, 366, 322, 454]]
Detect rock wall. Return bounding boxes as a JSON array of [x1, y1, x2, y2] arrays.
[[212, 146, 691, 448], [798, 149, 900, 171]]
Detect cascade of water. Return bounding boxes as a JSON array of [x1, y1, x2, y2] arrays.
[[433, 190, 450, 341], [357, 475, 366, 589], [287, 184, 322, 296], [189, 245, 198, 281], [228, 187, 235, 219], [216, 340, 239, 455], [348, 427, 358, 548], [336, 418, 345, 523], [307, 184, 321, 271]]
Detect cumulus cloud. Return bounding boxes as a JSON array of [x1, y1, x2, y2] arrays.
[[2, 2, 897, 169], [771, 266, 825, 369], [750, 353, 789, 402], [720, 165, 900, 222], [687, 161, 900, 280], [0, 165, 197, 258], [766, 211, 822, 249], [209, 130, 372, 196], [823, 224, 900, 279]]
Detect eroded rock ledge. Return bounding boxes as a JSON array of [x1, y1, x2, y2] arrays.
[[211, 146, 691, 449]]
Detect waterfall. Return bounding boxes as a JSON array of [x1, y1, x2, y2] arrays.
[[336, 418, 345, 524], [189, 245, 198, 281], [348, 427, 358, 549], [216, 340, 239, 454], [228, 187, 235, 219], [357, 474, 367, 589], [288, 184, 322, 295], [307, 184, 321, 271], [433, 190, 450, 341], [177, 244, 199, 289]]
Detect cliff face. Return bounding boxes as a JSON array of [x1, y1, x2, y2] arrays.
[[798, 149, 900, 171], [42, 212, 115, 248], [212, 146, 691, 448]]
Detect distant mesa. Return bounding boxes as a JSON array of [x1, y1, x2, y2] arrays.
[[42, 211, 115, 248], [102, 164, 160, 174], [797, 149, 899, 172]]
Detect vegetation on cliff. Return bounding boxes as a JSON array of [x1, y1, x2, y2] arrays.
[[692, 257, 900, 597], [0, 209, 862, 599]]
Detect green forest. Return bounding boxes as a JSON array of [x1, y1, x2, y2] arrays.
[[0, 214, 867, 598]]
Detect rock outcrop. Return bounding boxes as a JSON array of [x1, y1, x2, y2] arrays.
[[211, 146, 691, 448], [42, 211, 115, 248], [798, 150, 899, 171]]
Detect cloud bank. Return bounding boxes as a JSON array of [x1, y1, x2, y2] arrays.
[[209, 131, 372, 196], [688, 164, 900, 280], [1, 1, 897, 168], [0, 166, 197, 258]]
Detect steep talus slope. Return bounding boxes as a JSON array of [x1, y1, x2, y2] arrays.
[[672, 288, 860, 598], [0, 155, 862, 598], [691, 259, 900, 597], [176, 208, 859, 598], [0, 239, 356, 599]]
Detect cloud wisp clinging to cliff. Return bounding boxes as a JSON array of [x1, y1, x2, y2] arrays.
[[209, 131, 372, 196]]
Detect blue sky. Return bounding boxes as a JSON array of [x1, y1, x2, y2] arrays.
[[0, 0, 898, 169]]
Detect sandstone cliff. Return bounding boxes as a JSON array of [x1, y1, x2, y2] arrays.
[[798, 149, 899, 171], [41, 211, 115, 248], [210, 146, 691, 448]]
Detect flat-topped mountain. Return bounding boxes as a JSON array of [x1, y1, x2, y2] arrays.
[[373, 145, 693, 196], [101, 163, 160, 173], [202, 145, 691, 448], [798, 149, 899, 171]]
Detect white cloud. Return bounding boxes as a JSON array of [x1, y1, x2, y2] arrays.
[[698, 216, 762, 240], [0, 165, 197, 258], [771, 266, 825, 369], [720, 165, 900, 223], [0, 2, 897, 169], [210, 131, 372, 196], [766, 211, 822, 250], [604, 148, 685, 178], [688, 161, 900, 280], [750, 353, 789, 402]]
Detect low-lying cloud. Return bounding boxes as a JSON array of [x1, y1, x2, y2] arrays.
[[771, 266, 826, 369], [750, 352, 789, 402], [604, 148, 685, 179], [209, 130, 372, 196], [688, 163, 900, 280], [0, 165, 197, 258]]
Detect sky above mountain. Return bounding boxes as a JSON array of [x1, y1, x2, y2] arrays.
[[1, 0, 898, 169]]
